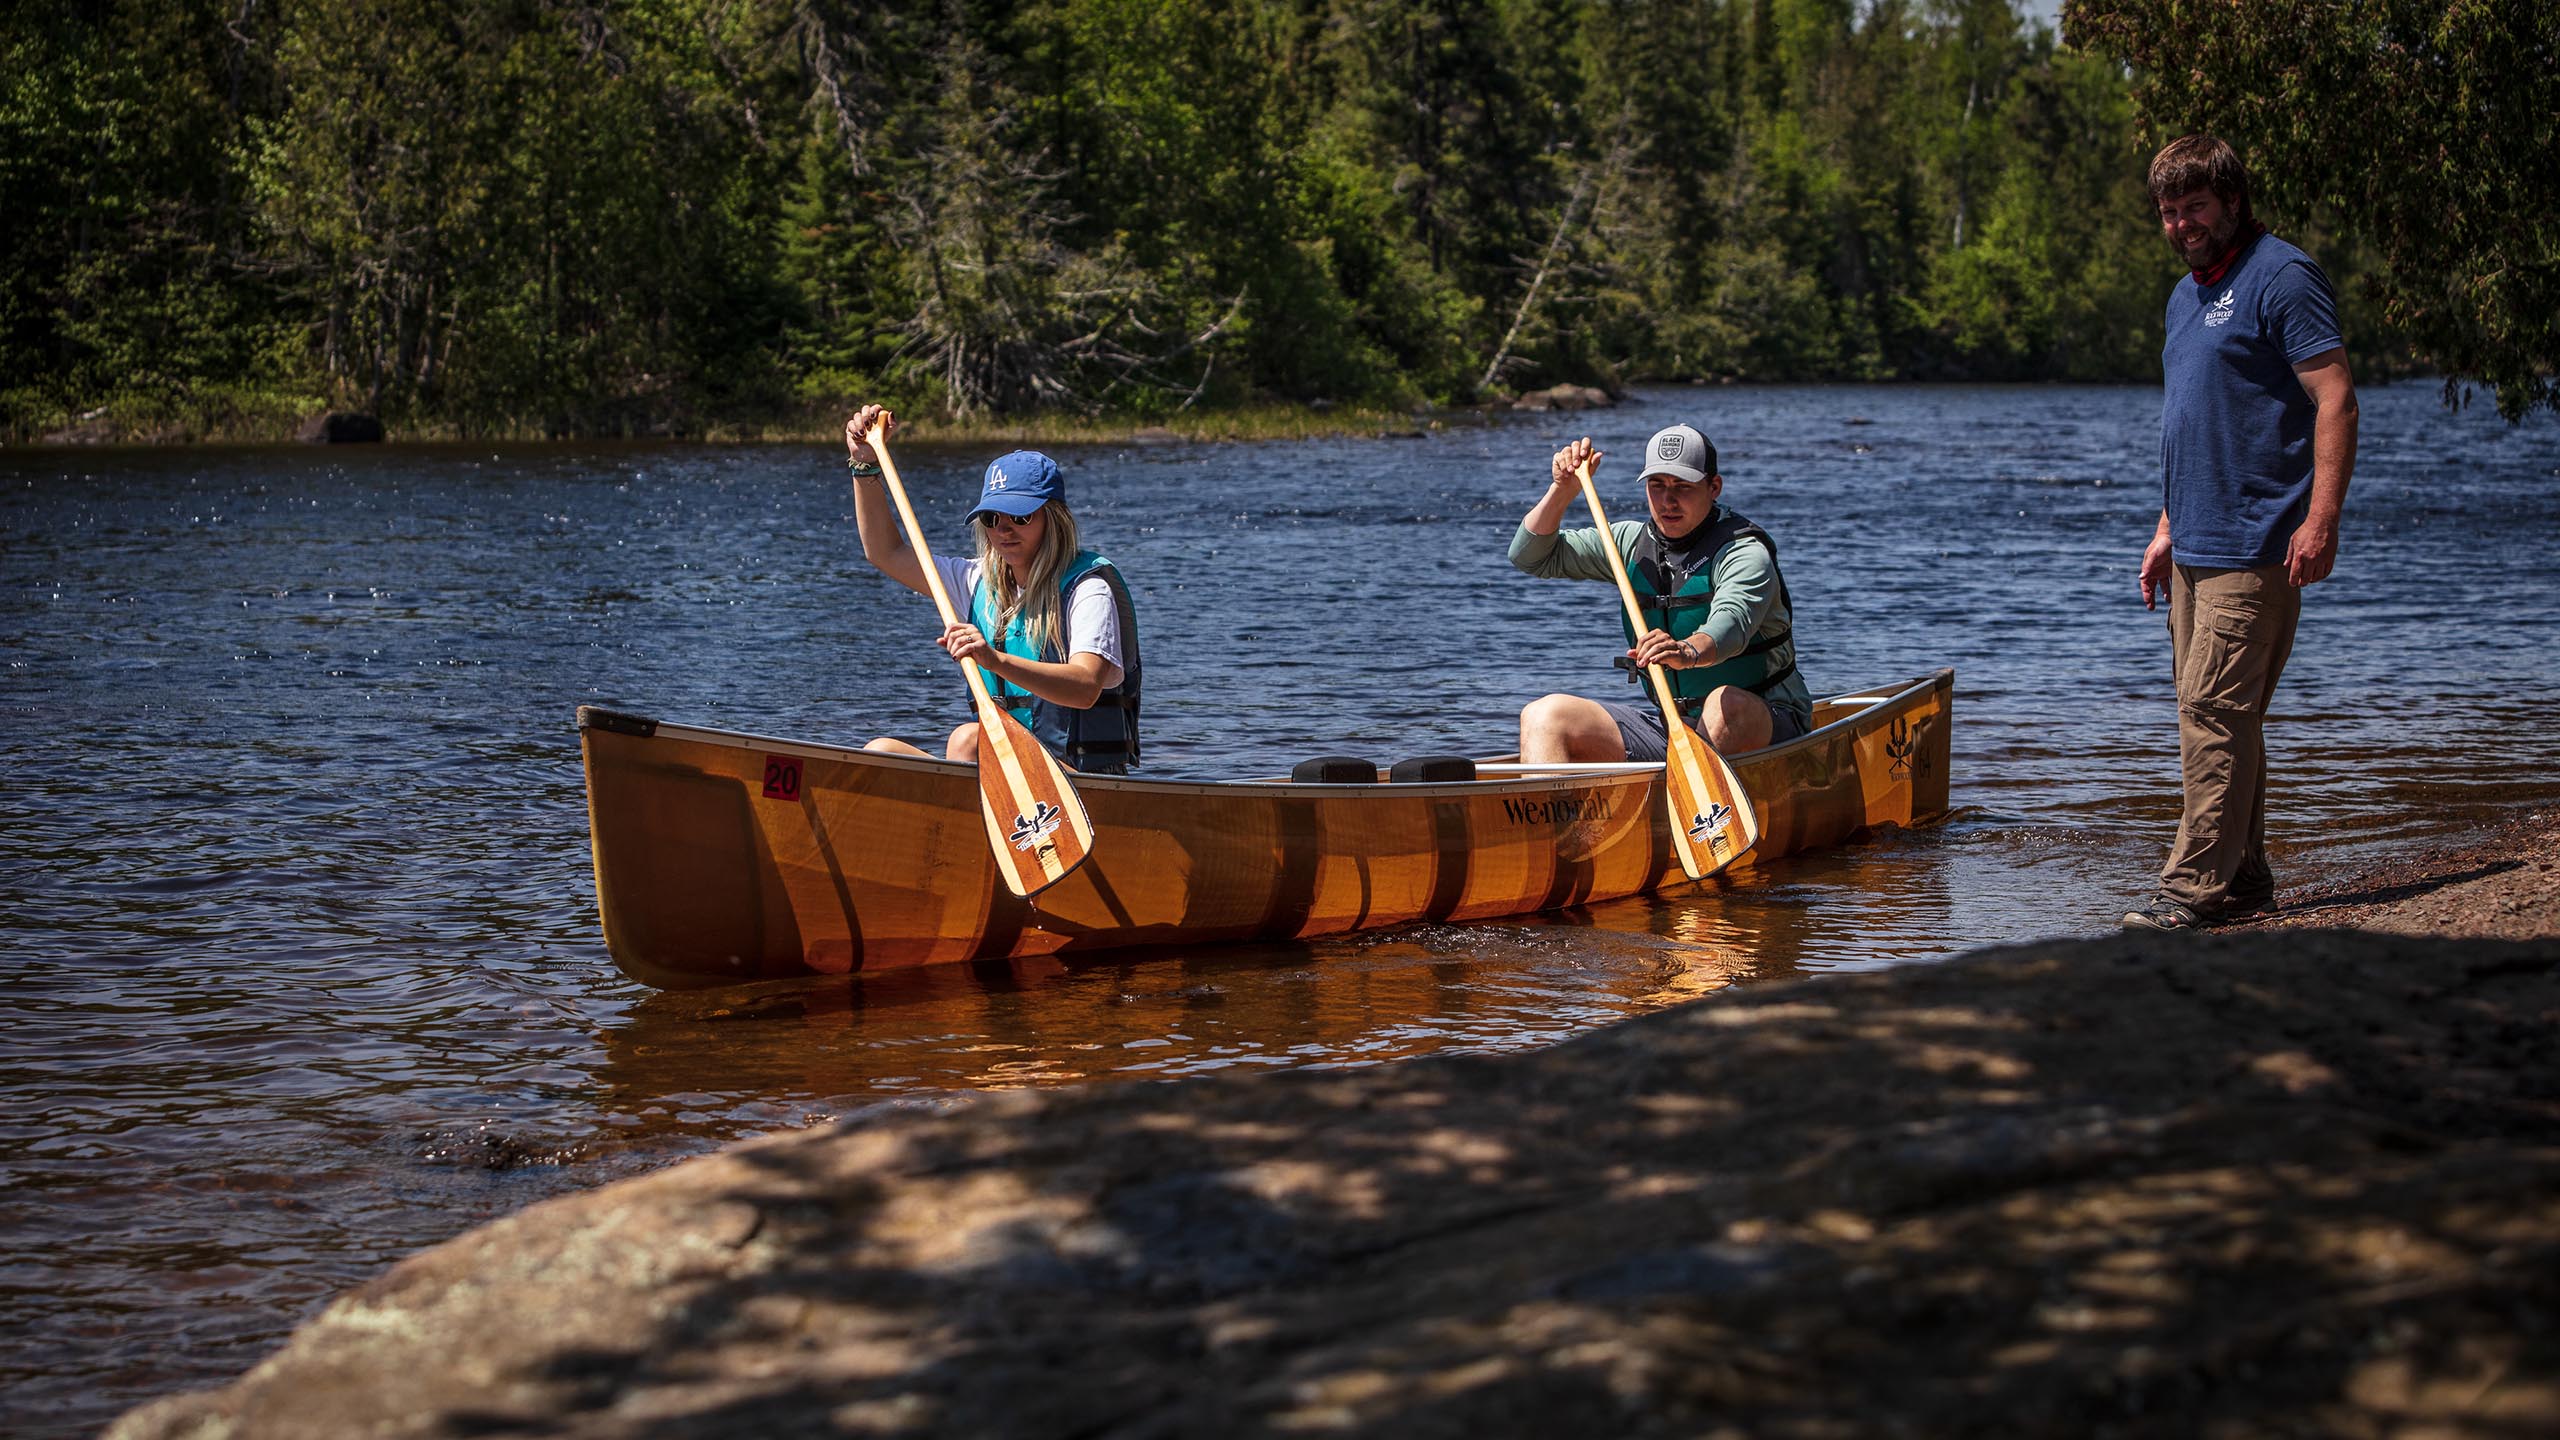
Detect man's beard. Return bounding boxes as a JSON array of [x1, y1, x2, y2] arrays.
[[2172, 210, 2244, 270]]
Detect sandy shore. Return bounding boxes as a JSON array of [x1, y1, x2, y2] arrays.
[[110, 811, 2560, 1438]]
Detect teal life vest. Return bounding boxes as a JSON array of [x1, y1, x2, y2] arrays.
[[1617, 506, 1796, 714], [968, 549, 1143, 774]]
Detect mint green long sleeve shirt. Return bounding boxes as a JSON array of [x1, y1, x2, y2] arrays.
[[1508, 510, 1811, 719]]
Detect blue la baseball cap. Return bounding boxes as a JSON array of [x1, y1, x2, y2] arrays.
[[967, 450, 1065, 521]]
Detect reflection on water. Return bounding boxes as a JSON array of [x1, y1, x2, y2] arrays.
[[602, 920, 1738, 1109], [2, 383, 2556, 1436]]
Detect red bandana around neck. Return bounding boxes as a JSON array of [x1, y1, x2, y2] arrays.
[[2192, 221, 2269, 288]]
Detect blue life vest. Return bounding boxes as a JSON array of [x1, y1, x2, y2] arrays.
[[1618, 507, 1796, 712], [967, 550, 1143, 773]]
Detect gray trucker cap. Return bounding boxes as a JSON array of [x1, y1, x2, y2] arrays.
[[1638, 423, 1718, 484]]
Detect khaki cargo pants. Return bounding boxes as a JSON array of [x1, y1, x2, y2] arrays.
[[2160, 562, 2301, 911]]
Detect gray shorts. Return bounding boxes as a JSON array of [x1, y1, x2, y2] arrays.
[[1594, 694, 1809, 761]]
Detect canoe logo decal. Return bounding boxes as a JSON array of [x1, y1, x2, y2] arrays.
[[1008, 801, 1063, 851], [1502, 795, 1615, 826], [1688, 802, 1734, 850], [1886, 718, 1914, 775]]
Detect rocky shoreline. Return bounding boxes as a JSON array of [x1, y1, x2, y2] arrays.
[[2232, 809, 2560, 941], [110, 814, 2560, 1438]]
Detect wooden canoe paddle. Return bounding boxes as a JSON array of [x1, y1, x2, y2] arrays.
[[1568, 456, 1762, 880], [865, 425, 1096, 898]]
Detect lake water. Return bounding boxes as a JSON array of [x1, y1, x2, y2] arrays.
[[4, 382, 2556, 1434]]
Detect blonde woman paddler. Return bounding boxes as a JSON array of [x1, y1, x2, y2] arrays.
[[843, 405, 1143, 774]]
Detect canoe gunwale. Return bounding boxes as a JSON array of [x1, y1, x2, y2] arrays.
[[576, 668, 1951, 801]]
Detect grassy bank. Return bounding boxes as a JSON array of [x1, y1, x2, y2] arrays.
[[739, 402, 1458, 447], [2, 397, 1469, 448], [2, 385, 325, 447]]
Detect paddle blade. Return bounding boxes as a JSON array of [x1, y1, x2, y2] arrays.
[[972, 706, 1097, 897], [1661, 723, 1760, 880]]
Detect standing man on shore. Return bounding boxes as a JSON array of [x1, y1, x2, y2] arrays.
[[2123, 135, 2358, 931]]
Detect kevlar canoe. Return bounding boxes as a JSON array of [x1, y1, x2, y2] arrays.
[[579, 669, 1953, 989]]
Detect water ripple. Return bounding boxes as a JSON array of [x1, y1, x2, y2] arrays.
[[2, 383, 2556, 1436]]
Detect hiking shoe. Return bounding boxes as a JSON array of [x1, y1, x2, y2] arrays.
[[2121, 896, 2207, 931]]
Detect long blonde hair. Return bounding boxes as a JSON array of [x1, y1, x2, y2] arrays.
[[972, 499, 1080, 657]]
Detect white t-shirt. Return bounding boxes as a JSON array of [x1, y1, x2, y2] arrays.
[[935, 556, 1125, 688]]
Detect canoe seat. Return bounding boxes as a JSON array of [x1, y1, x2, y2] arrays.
[[1389, 755, 1477, 783], [1291, 756, 1380, 784]]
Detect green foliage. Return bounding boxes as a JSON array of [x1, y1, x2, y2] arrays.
[[1, 2, 298, 426], [2067, 0, 2560, 418], [246, 0, 794, 432], [14, 0, 2516, 436]]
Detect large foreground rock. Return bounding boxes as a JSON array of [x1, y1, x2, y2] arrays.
[[114, 931, 2560, 1438]]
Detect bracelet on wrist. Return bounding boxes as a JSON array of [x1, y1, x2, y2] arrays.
[[846, 457, 882, 476]]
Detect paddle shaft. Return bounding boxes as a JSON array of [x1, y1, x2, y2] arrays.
[[867, 438, 1005, 719], [1569, 462, 1706, 727]]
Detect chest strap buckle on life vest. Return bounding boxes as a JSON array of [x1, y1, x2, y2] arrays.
[[1615, 653, 1797, 700]]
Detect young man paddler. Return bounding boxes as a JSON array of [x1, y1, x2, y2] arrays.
[[1510, 424, 1811, 763]]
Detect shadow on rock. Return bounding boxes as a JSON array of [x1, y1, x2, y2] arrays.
[[111, 930, 2560, 1438]]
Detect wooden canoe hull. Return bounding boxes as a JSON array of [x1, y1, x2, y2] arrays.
[[580, 669, 1953, 989]]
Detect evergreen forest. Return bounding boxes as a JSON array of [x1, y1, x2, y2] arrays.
[[4, 0, 2543, 440]]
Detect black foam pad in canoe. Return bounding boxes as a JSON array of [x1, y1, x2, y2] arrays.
[[1291, 756, 1379, 784], [1389, 755, 1477, 783]]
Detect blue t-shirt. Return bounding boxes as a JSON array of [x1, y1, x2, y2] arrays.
[[2159, 231, 2343, 568]]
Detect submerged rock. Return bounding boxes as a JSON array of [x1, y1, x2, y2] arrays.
[[108, 926, 2560, 1438]]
